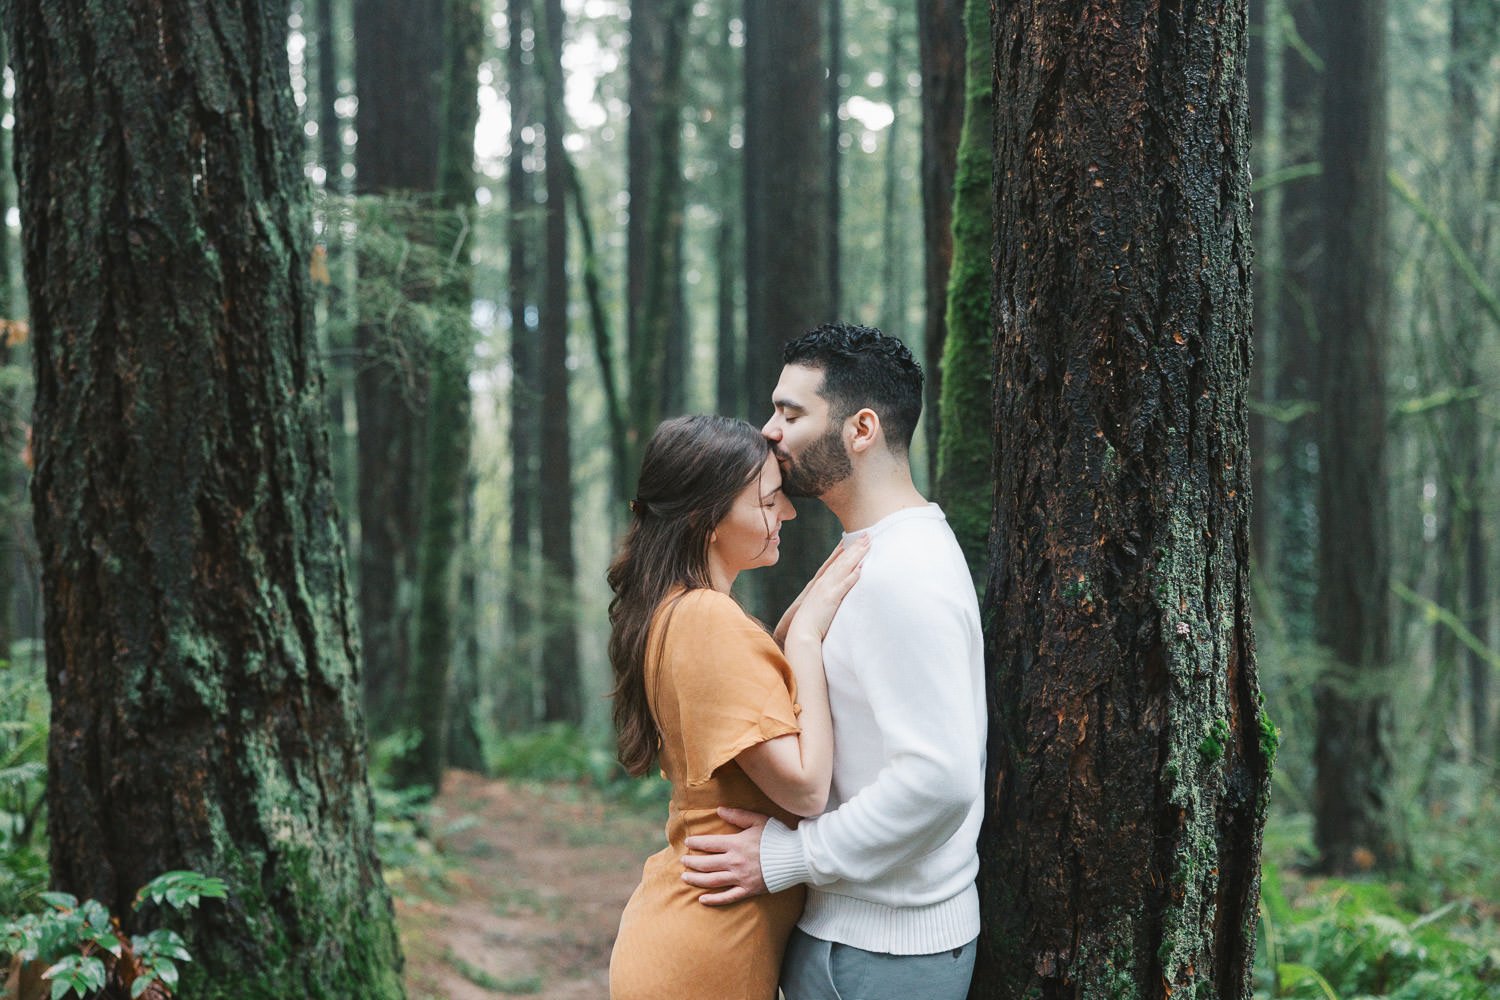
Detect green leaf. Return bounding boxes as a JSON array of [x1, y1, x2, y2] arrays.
[[131, 972, 157, 999], [38, 892, 77, 912]]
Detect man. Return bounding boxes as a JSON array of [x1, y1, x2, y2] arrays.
[[682, 323, 986, 999]]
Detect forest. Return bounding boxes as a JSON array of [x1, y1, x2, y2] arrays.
[[0, 0, 1495, 997]]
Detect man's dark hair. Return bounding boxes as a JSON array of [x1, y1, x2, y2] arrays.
[[781, 323, 924, 452]]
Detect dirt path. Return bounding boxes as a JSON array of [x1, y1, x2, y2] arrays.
[[396, 770, 664, 1000]]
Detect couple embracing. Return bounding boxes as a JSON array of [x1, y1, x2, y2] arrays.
[[607, 323, 985, 1000]]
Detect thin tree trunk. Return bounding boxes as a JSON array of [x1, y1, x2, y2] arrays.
[[827, 0, 842, 318], [743, 0, 838, 616], [505, 0, 541, 731], [1274, 0, 1322, 645], [935, 0, 993, 583], [1312, 0, 1400, 873], [627, 0, 691, 485], [539, 0, 581, 724], [397, 0, 484, 791], [917, 0, 965, 483], [352, 0, 446, 740], [4, 0, 404, 992], [974, 0, 1268, 994]]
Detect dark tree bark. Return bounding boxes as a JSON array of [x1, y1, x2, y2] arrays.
[[352, 0, 445, 738], [916, 0, 965, 483], [4, 0, 404, 993], [744, 0, 839, 615], [539, 0, 581, 724], [1312, 0, 1400, 873], [974, 1, 1269, 996], [627, 0, 692, 485], [504, 0, 542, 731], [935, 0, 993, 582]]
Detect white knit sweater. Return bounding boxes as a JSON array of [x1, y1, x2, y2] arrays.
[[760, 504, 986, 955]]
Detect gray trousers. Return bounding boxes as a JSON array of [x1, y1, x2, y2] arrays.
[[780, 928, 977, 1000]]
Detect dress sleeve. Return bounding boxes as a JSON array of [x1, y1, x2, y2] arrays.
[[657, 592, 802, 788]]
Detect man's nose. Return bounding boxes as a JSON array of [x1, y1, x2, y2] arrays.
[[761, 415, 780, 440]]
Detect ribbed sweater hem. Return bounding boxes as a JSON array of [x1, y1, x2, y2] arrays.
[[796, 885, 980, 955]]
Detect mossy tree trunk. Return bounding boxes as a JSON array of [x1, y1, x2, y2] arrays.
[[973, 1, 1269, 996], [935, 0, 993, 583], [4, 0, 404, 994], [539, 0, 582, 724], [916, 0, 965, 484], [743, 0, 839, 615], [1311, 0, 1400, 873]]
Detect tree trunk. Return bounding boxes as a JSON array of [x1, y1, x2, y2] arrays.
[[916, 0, 965, 484], [539, 0, 581, 724], [974, 2, 1269, 995], [4, 0, 404, 993], [392, 0, 483, 792], [505, 0, 542, 731], [627, 0, 692, 486], [743, 0, 838, 615], [1312, 0, 1400, 873], [1272, 0, 1321, 645], [935, 0, 993, 583], [827, 0, 842, 319], [352, 0, 446, 739], [1448, 0, 1498, 763]]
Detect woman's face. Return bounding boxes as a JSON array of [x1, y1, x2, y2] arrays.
[[709, 452, 797, 577]]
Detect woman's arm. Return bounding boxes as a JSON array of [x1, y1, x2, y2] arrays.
[[735, 537, 867, 817], [736, 627, 833, 816]]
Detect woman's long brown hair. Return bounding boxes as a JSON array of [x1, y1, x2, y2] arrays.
[[607, 415, 772, 776]]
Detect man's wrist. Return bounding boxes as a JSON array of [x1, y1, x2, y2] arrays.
[[759, 817, 811, 893]]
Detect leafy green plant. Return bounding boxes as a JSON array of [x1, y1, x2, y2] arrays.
[[0, 871, 227, 1000], [0, 652, 49, 916], [1255, 862, 1498, 999]]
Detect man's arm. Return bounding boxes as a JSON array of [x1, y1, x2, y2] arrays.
[[680, 807, 769, 905]]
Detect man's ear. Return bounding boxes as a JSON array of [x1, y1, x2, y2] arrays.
[[847, 408, 881, 453]]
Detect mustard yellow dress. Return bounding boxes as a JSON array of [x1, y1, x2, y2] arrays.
[[609, 588, 806, 1000]]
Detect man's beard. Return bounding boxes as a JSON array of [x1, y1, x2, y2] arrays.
[[778, 425, 852, 498]]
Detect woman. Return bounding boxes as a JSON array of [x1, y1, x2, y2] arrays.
[[607, 415, 865, 1000]]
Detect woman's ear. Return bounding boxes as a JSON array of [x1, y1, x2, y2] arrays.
[[847, 408, 881, 453]]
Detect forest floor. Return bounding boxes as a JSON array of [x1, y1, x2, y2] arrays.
[[394, 770, 663, 1000]]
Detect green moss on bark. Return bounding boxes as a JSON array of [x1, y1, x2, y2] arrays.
[[935, 0, 994, 584]]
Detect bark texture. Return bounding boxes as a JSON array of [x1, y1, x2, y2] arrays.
[[975, 1, 1268, 996], [5, 0, 403, 994]]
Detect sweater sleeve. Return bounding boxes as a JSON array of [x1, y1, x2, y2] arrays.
[[760, 558, 982, 893]]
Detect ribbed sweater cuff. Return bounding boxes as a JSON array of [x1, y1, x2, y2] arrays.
[[760, 818, 809, 893]]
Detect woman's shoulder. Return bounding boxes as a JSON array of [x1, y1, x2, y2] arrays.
[[654, 588, 774, 655], [662, 586, 746, 623]]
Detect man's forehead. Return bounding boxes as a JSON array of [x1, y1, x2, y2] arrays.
[[772, 363, 826, 405]]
